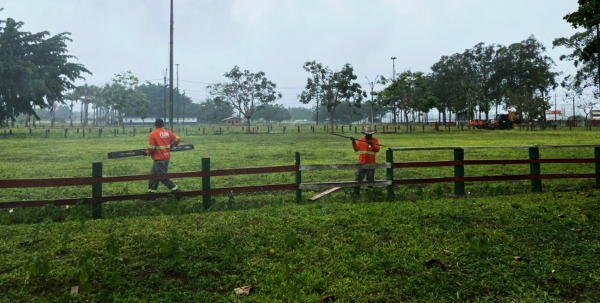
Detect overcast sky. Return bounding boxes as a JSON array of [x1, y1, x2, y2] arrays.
[[4, 0, 584, 112]]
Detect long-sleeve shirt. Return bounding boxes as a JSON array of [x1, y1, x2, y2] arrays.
[[146, 128, 181, 161], [352, 137, 380, 163]]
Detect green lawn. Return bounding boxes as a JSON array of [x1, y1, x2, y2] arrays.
[[1, 126, 600, 301]]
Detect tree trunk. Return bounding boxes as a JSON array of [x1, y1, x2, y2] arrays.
[[51, 103, 55, 127], [330, 112, 334, 133], [246, 116, 251, 133], [69, 102, 74, 127], [442, 110, 447, 124], [80, 102, 83, 123]]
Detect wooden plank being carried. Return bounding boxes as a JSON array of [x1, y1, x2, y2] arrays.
[[309, 187, 342, 201]]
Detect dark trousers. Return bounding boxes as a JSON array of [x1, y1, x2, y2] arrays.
[[354, 167, 375, 194], [148, 160, 177, 191]]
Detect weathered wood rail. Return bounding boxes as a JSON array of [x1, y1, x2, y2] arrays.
[[1, 145, 600, 219]]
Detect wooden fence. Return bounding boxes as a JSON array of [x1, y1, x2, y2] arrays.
[[1, 145, 600, 219]]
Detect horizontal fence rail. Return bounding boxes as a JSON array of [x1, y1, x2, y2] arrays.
[[390, 145, 600, 151], [2, 145, 600, 218], [0, 166, 298, 189], [300, 163, 390, 171]]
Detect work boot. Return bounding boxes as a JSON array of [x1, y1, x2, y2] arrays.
[[171, 188, 183, 201]]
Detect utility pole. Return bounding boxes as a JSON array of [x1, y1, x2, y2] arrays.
[[365, 76, 379, 128], [554, 94, 557, 122], [182, 90, 185, 124], [391, 57, 397, 125], [316, 91, 319, 126], [168, 0, 174, 130], [163, 69, 167, 123], [176, 63, 180, 124], [573, 96, 576, 127]]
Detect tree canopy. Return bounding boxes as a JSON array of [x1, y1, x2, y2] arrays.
[[0, 17, 91, 126], [207, 66, 281, 133], [299, 61, 366, 131]]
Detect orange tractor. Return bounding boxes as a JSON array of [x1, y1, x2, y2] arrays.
[[488, 111, 515, 130]]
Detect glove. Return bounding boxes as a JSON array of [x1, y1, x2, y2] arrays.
[[350, 137, 356, 143], [170, 144, 174, 149], [366, 140, 373, 146]]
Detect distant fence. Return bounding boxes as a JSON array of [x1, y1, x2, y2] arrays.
[[2, 121, 598, 139], [1, 145, 600, 219]]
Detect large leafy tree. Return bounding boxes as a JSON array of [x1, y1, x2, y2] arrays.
[[496, 36, 558, 121], [105, 71, 147, 131], [554, 29, 599, 98], [380, 70, 437, 132], [564, 0, 600, 64], [207, 66, 281, 133], [0, 17, 90, 127], [299, 61, 366, 132]]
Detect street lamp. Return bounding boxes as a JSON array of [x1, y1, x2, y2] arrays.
[[391, 57, 397, 124], [176, 63, 180, 125], [365, 76, 380, 128]]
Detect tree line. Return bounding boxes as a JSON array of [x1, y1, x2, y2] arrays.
[[2, 2, 599, 132]]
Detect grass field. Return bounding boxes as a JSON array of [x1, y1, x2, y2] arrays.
[[1, 125, 600, 301]]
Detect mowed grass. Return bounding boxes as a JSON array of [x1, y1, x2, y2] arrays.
[[1, 126, 600, 301], [1, 192, 599, 302]]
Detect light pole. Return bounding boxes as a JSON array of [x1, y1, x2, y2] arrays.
[[168, 0, 174, 130], [316, 91, 320, 126], [176, 63, 180, 125], [391, 57, 397, 124], [163, 68, 167, 123], [365, 76, 380, 128]]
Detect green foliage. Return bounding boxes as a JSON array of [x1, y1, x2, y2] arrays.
[[157, 229, 185, 267], [137, 82, 197, 120], [207, 66, 282, 132], [554, 28, 600, 99], [379, 70, 437, 131], [299, 61, 366, 131], [0, 17, 90, 126], [23, 254, 49, 284], [563, 0, 600, 62], [76, 250, 95, 294], [253, 104, 291, 123], [196, 97, 233, 123], [287, 107, 314, 121]]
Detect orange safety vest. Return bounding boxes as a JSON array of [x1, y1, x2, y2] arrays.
[[146, 128, 181, 161], [352, 137, 380, 164], [478, 121, 483, 126]]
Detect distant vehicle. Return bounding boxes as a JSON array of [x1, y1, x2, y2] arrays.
[[488, 111, 514, 130]]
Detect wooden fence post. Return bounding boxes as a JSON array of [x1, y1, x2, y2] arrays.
[[92, 162, 103, 219], [386, 149, 394, 201], [295, 152, 302, 203], [133, 128, 136, 137], [64, 128, 68, 138], [202, 157, 211, 209], [595, 147, 600, 189], [529, 147, 542, 192], [422, 125, 425, 133], [454, 148, 465, 195]]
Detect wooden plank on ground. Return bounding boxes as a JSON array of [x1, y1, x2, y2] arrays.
[[300, 181, 390, 190], [309, 187, 342, 201], [300, 163, 390, 171]]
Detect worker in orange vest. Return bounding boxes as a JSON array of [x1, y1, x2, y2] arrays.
[[478, 120, 483, 129], [470, 120, 476, 129], [434, 121, 439, 131], [350, 126, 380, 195], [146, 119, 183, 194]]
